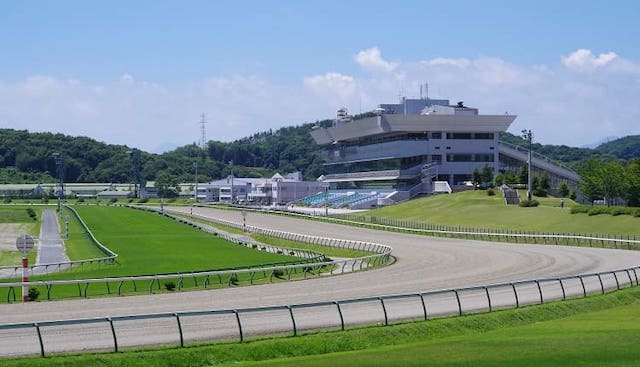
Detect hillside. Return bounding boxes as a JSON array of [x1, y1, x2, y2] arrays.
[[1, 126, 639, 185]]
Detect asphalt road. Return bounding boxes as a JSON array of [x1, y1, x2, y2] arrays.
[[36, 210, 68, 266], [1, 206, 639, 356]]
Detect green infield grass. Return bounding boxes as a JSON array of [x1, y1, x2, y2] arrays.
[[2, 282, 639, 367], [0, 206, 42, 265], [365, 190, 640, 236], [0, 206, 306, 300]]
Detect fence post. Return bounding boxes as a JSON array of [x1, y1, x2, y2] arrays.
[[597, 274, 605, 294], [334, 301, 345, 330], [511, 284, 519, 308], [287, 306, 297, 337], [578, 276, 587, 298], [174, 313, 184, 348], [34, 322, 45, 357], [234, 310, 243, 342], [535, 280, 543, 304], [625, 270, 633, 288], [107, 317, 118, 353], [418, 293, 428, 320], [558, 279, 566, 300], [613, 272, 620, 290], [484, 287, 492, 312], [454, 290, 462, 316], [378, 297, 389, 326]]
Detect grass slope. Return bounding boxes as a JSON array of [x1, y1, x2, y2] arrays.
[[366, 190, 640, 235]]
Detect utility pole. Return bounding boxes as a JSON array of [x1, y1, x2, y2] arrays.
[[229, 160, 234, 204], [52, 153, 64, 212], [199, 113, 207, 151], [194, 161, 198, 202], [521, 129, 533, 201]]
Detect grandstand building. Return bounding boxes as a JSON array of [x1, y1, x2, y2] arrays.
[[310, 95, 580, 207]]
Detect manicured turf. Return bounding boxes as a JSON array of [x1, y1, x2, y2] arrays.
[[0, 206, 38, 223], [0, 206, 305, 300], [2, 284, 638, 367], [365, 190, 640, 235], [48, 206, 298, 278], [0, 206, 41, 265]]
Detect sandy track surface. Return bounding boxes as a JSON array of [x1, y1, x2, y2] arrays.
[[2, 206, 639, 325]]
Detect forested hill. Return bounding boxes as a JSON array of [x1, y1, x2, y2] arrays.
[[1, 126, 638, 184], [0, 121, 331, 184], [499, 132, 640, 167]]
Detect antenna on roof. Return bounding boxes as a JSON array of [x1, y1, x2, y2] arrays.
[[199, 113, 207, 150]]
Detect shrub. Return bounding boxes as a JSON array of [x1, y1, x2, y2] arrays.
[[3, 197, 11, 203], [569, 190, 577, 201], [28, 287, 40, 301], [109, 198, 118, 204], [272, 269, 284, 278], [570, 206, 589, 214], [634, 209, 640, 218], [26, 208, 37, 221], [533, 188, 548, 197], [519, 199, 539, 207], [610, 207, 630, 216], [486, 188, 496, 196], [138, 198, 149, 203], [587, 207, 608, 216], [164, 281, 176, 291], [77, 197, 85, 203]]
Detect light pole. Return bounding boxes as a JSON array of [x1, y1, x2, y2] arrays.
[[52, 153, 64, 212], [521, 129, 533, 201], [228, 160, 234, 204], [193, 161, 198, 203], [127, 149, 140, 199]]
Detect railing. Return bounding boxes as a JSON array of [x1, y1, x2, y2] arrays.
[[1, 265, 637, 357], [0, 205, 118, 278], [0, 207, 392, 302], [328, 214, 640, 249]]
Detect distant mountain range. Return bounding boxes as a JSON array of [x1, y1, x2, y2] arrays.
[[1, 126, 638, 185]]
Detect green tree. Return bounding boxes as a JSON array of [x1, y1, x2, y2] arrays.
[[579, 159, 626, 206], [519, 165, 528, 184], [557, 180, 570, 198], [481, 165, 493, 187], [493, 173, 504, 186], [155, 171, 180, 198], [471, 168, 481, 188], [625, 158, 640, 207]]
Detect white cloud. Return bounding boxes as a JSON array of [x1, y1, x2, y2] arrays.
[[561, 49, 618, 71], [354, 47, 397, 73], [1, 48, 639, 154], [119, 73, 135, 84]]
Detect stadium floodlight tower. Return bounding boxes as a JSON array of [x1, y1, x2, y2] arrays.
[[521, 129, 533, 201], [52, 153, 64, 212]]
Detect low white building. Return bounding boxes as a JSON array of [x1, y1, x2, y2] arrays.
[[196, 173, 328, 205]]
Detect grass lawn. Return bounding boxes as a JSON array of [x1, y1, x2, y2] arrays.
[[0, 206, 42, 266], [2, 284, 639, 367], [365, 190, 640, 236], [0, 206, 304, 300]]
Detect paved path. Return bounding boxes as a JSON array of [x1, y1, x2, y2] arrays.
[[0, 206, 639, 356], [35, 211, 69, 269]]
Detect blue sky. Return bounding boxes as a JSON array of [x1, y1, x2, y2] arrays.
[[1, 1, 639, 152]]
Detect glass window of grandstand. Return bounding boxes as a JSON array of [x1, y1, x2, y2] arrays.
[[325, 155, 429, 174], [431, 154, 442, 163], [446, 154, 494, 162], [430, 132, 442, 139], [445, 132, 494, 140]]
